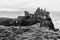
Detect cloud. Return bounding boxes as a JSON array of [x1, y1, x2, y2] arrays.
[[0, 0, 59, 11]]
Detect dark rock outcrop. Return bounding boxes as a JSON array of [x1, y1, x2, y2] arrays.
[[0, 7, 55, 30], [20, 7, 55, 30]]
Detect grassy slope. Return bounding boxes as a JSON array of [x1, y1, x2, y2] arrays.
[[0, 23, 60, 40]]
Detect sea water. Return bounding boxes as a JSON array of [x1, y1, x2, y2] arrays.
[[50, 11, 60, 30]]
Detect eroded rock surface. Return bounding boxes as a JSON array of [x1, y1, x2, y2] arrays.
[[0, 23, 59, 40]]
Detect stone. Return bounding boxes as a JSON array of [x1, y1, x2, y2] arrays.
[[20, 7, 55, 30]]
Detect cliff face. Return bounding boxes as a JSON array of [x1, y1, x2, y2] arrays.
[[21, 7, 55, 30], [0, 7, 55, 30]]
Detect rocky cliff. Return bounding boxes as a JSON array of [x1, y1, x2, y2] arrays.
[[20, 7, 55, 30], [0, 7, 55, 30]]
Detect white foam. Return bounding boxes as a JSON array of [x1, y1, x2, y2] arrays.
[[54, 20, 60, 30]]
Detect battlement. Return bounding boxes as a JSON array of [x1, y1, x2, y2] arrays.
[[24, 7, 49, 20]]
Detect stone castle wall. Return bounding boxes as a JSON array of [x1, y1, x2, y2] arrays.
[[24, 7, 49, 20]]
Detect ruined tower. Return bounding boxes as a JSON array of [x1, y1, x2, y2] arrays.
[[24, 11, 29, 16]]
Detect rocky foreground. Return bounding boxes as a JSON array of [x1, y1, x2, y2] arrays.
[[0, 23, 60, 40]]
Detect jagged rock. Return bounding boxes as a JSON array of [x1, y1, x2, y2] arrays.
[[0, 7, 55, 30], [20, 7, 55, 30]]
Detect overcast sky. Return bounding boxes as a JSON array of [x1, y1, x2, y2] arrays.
[[0, 0, 59, 11]]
